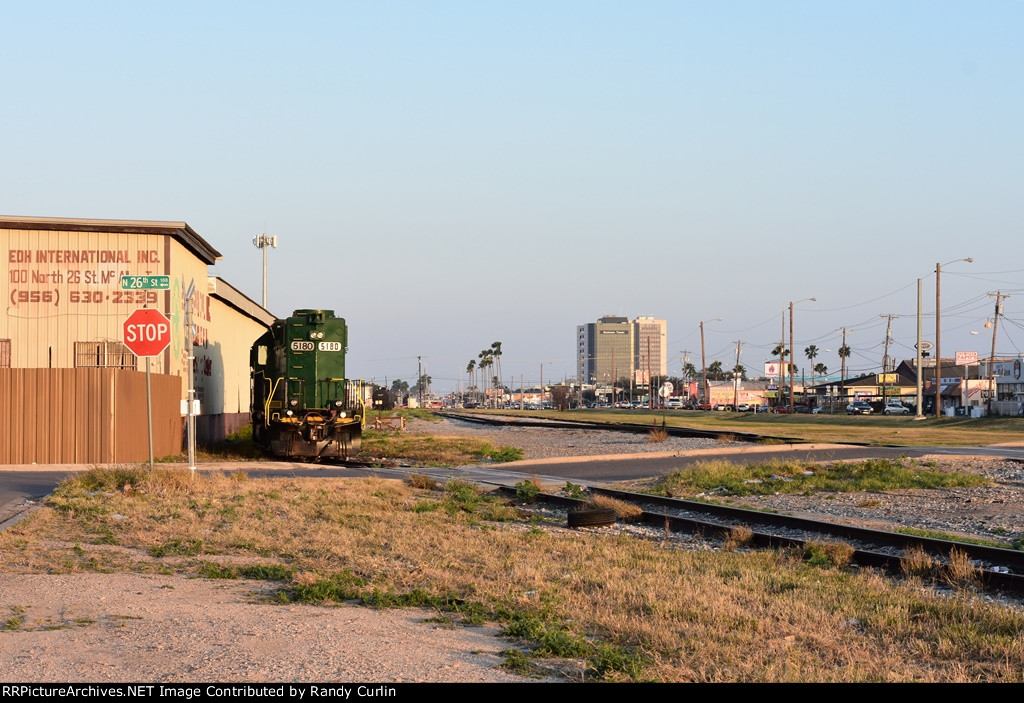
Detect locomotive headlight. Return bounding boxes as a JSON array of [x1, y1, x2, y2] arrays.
[[334, 400, 343, 407], [338, 412, 347, 418], [289, 399, 299, 407], [285, 410, 294, 417]]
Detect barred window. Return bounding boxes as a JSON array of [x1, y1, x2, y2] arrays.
[[74, 341, 137, 370], [0, 339, 10, 368]]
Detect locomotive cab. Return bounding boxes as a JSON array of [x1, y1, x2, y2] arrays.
[[251, 309, 364, 459]]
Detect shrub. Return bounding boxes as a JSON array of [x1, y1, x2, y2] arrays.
[[562, 482, 586, 500], [515, 478, 542, 503], [488, 446, 524, 462]]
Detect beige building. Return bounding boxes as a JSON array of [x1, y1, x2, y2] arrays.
[[0, 215, 274, 460], [577, 314, 667, 385], [633, 315, 667, 383]]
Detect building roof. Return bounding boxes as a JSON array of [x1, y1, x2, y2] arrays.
[[0, 215, 222, 265], [207, 277, 275, 328]]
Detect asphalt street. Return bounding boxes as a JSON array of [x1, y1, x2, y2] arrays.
[[4, 443, 1023, 529]]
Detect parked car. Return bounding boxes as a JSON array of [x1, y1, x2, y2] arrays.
[[883, 401, 910, 415], [846, 401, 873, 415], [736, 403, 752, 412], [665, 397, 685, 409]]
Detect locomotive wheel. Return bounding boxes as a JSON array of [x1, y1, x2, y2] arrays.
[[567, 507, 617, 528]]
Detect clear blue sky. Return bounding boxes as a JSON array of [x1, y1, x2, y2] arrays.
[[2, 1, 1022, 390]]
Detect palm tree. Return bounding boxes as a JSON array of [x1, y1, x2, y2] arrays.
[[466, 360, 476, 403], [490, 341, 503, 395], [814, 362, 828, 377], [478, 349, 492, 406], [838, 344, 851, 384], [683, 362, 697, 381], [732, 364, 746, 380], [707, 361, 724, 381], [804, 345, 819, 388]]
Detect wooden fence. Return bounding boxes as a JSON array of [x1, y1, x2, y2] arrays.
[[0, 368, 182, 464]]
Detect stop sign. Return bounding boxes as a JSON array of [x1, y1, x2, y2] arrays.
[[123, 308, 172, 357]]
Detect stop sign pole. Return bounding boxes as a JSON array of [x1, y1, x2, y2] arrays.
[[123, 309, 172, 470]]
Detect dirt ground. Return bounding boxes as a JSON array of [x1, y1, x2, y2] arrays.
[[0, 573, 545, 683]]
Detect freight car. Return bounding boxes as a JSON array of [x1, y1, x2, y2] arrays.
[[250, 309, 364, 459]]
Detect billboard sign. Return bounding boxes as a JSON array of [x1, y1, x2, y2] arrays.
[[955, 351, 979, 366]]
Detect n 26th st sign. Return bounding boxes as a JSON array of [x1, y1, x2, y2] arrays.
[[123, 308, 172, 357]]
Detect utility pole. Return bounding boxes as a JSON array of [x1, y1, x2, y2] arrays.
[[732, 340, 743, 410], [417, 355, 422, 407], [789, 306, 795, 413], [880, 314, 898, 404], [840, 327, 847, 405], [916, 279, 924, 418], [540, 362, 544, 408], [988, 291, 1007, 416], [780, 313, 786, 410], [700, 323, 707, 409], [680, 350, 691, 403]]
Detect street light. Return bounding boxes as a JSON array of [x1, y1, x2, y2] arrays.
[[935, 257, 973, 419], [699, 317, 722, 409], [789, 297, 816, 413]]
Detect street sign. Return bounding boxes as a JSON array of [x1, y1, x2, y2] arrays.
[[121, 275, 170, 290], [915, 340, 934, 352], [659, 382, 674, 398], [123, 309, 172, 357]]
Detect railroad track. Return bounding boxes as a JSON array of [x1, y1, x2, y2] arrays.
[[494, 482, 1024, 596], [436, 410, 785, 443]]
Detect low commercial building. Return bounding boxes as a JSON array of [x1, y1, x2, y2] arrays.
[[0, 216, 273, 462]]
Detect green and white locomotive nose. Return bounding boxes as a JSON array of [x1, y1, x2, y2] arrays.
[[250, 309, 363, 460]]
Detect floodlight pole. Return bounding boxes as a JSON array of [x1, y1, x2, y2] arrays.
[[253, 233, 278, 309], [935, 257, 973, 419]]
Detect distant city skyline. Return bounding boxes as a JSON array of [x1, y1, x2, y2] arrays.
[[2, 2, 1021, 392]]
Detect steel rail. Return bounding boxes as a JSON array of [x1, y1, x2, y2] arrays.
[[496, 487, 1024, 596]]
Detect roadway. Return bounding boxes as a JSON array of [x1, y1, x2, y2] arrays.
[[4, 443, 1024, 529]]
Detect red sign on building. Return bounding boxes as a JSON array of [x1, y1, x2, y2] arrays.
[[123, 309, 172, 358]]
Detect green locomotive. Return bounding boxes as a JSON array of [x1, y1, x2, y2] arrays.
[[250, 309, 364, 459]]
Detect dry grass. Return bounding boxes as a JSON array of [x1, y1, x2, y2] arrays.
[[359, 431, 520, 466], [647, 427, 669, 443], [803, 540, 855, 569], [944, 548, 981, 590], [3, 467, 1024, 682], [406, 473, 439, 491], [723, 525, 754, 551], [715, 433, 737, 445], [645, 457, 987, 499], [588, 495, 643, 522], [902, 546, 939, 580]]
